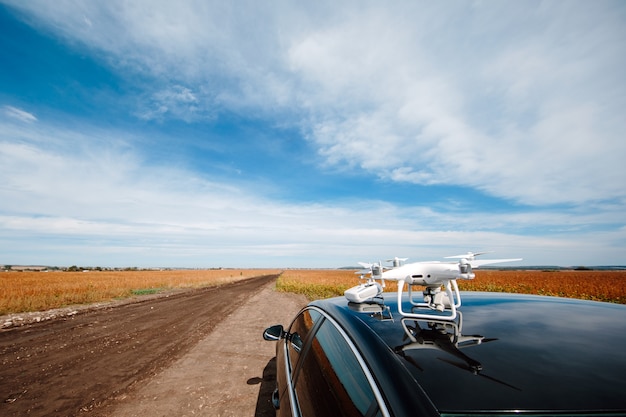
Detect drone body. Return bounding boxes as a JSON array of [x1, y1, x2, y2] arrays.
[[345, 252, 522, 320], [381, 260, 475, 285]]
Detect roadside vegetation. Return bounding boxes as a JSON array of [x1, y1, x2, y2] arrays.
[[276, 269, 626, 304], [0, 269, 279, 315]]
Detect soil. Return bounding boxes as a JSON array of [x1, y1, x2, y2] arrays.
[[0, 274, 308, 417]]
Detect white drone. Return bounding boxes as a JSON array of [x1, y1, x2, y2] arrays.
[[344, 251, 522, 321]]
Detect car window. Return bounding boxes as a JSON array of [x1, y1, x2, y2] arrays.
[[294, 319, 382, 417], [287, 309, 322, 369]]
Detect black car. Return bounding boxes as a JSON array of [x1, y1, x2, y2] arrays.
[[264, 292, 626, 417]]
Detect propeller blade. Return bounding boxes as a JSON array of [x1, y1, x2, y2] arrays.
[[445, 251, 492, 259], [470, 258, 522, 268]]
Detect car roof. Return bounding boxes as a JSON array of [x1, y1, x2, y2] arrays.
[[310, 292, 626, 415]]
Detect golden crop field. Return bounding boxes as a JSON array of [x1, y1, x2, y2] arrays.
[[276, 269, 626, 304], [2, 268, 625, 316], [0, 269, 279, 315], [277, 269, 397, 299]]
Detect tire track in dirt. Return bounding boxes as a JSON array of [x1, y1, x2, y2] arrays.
[[106, 275, 308, 417], [0, 274, 278, 417]]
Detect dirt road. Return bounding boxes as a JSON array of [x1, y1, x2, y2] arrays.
[[0, 274, 308, 416]]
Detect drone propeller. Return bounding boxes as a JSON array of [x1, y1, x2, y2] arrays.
[[355, 261, 384, 277], [445, 251, 492, 261], [386, 257, 408, 268], [355, 262, 372, 275], [470, 258, 523, 268], [447, 252, 522, 269]]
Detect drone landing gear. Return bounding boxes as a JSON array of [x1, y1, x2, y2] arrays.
[[397, 278, 461, 321]]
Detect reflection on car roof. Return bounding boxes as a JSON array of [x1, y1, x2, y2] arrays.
[[313, 292, 626, 414]]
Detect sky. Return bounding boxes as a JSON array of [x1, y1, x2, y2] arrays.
[[0, 1, 625, 268]]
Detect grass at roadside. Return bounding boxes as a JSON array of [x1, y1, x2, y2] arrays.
[[276, 269, 626, 304], [276, 269, 397, 299], [0, 269, 280, 315]]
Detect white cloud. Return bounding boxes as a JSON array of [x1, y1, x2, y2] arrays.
[[1, 116, 623, 266], [3, 105, 37, 123], [7, 1, 623, 203], [283, 3, 626, 206]]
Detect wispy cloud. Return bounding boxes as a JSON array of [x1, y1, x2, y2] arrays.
[[1, 115, 623, 266], [282, 2, 626, 206], [3, 105, 37, 123], [9, 0, 617, 206], [136, 84, 208, 122]]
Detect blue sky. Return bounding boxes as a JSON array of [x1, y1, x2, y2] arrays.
[[1, 1, 624, 268]]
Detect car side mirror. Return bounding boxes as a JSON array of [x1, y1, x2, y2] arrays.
[[263, 324, 285, 341]]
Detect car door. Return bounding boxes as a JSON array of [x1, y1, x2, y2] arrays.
[[277, 308, 323, 417], [291, 310, 389, 417]]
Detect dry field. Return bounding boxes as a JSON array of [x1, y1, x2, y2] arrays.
[[277, 268, 626, 304], [0, 269, 279, 315], [457, 269, 626, 303], [2, 268, 625, 316]]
